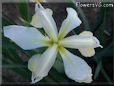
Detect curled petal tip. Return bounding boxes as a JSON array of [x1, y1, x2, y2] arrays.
[[35, 2, 44, 12], [37, 2, 44, 9], [99, 45, 103, 48], [31, 74, 43, 84]]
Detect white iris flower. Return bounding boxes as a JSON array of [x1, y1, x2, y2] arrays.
[[3, 3, 102, 84]]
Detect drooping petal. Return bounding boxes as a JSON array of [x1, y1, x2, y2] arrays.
[[3, 25, 50, 50], [79, 31, 103, 48], [31, 3, 58, 41], [60, 31, 102, 57], [78, 31, 102, 57], [78, 48, 95, 57], [58, 8, 82, 40], [28, 54, 43, 83], [60, 35, 96, 57], [28, 44, 58, 83], [28, 54, 41, 72], [30, 13, 42, 28], [59, 47, 92, 83], [60, 31, 103, 48]]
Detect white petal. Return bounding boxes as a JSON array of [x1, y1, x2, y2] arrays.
[[3, 25, 50, 50], [78, 48, 95, 57], [59, 47, 92, 83], [60, 35, 98, 49], [81, 75, 93, 83], [31, 73, 43, 84], [31, 7, 53, 28], [60, 31, 103, 57], [28, 54, 41, 72], [78, 31, 102, 57], [79, 31, 93, 37], [79, 31, 103, 48], [28, 44, 58, 83], [31, 3, 58, 41], [30, 13, 42, 28], [58, 8, 82, 40], [28, 54, 43, 83]]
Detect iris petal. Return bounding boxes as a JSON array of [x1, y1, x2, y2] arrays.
[[31, 3, 58, 41], [60, 35, 98, 48], [28, 44, 58, 83], [3, 25, 50, 50], [59, 47, 92, 83], [58, 8, 82, 40]]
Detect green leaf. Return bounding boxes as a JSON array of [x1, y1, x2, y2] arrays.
[[16, 2, 31, 25], [94, 57, 113, 84], [53, 54, 64, 73], [2, 15, 16, 26], [2, 60, 30, 80], [94, 61, 102, 79], [92, 7, 106, 32], [49, 68, 70, 84], [3, 48, 23, 64], [43, 77, 58, 84], [100, 67, 113, 85], [2, 64, 26, 68]]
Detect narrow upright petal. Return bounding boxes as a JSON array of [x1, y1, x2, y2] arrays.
[[3, 25, 50, 50], [59, 47, 92, 83], [58, 8, 82, 40], [31, 3, 58, 41], [28, 44, 58, 83]]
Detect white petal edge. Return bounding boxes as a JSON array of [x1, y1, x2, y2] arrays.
[[59, 47, 92, 83], [32, 3, 58, 41], [58, 8, 82, 40], [28, 44, 58, 83], [3, 25, 50, 50], [79, 31, 93, 37]]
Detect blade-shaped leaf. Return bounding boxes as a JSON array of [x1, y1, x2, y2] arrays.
[[94, 61, 102, 79], [16, 1, 31, 25]]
